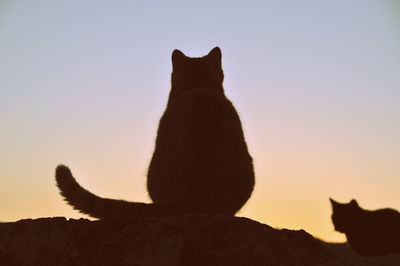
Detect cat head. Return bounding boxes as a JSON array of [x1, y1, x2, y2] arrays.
[[330, 198, 361, 233], [169, 47, 224, 102]]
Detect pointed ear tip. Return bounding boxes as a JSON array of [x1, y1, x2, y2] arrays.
[[172, 49, 180, 55], [172, 49, 185, 63], [209, 46, 222, 55]]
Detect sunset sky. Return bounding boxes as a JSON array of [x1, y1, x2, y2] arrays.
[[1, 0, 399, 242]]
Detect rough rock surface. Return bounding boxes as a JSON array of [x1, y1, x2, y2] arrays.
[[0, 216, 399, 266]]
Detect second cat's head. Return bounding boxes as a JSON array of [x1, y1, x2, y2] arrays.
[[330, 198, 361, 233]]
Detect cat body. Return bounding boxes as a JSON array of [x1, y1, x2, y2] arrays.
[[330, 198, 400, 257], [56, 47, 255, 220]]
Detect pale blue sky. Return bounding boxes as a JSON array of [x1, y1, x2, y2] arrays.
[[1, 0, 399, 242]]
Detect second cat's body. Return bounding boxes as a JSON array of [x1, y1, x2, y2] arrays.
[[330, 198, 400, 257], [56, 47, 255, 220]]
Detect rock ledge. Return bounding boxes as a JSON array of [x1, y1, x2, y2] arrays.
[[0, 216, 399, 265]]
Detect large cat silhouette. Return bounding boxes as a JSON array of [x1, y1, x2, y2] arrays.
[[330, 198, 400, 257], [56, 47, 255, 220]]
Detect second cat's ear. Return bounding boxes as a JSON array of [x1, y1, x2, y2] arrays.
[[350, 199, 359, 208], [208, 47, 222, 63], [329, 198, 339, 208], [172, 49, 186, 67]]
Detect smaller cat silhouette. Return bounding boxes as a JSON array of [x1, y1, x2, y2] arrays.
[[330, 198, 400, 257]]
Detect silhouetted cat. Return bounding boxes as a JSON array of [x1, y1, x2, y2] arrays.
[[330, 198, 400, 257], [56, 47, 255, 220]]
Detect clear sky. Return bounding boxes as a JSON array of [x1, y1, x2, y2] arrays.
[[1, 0, 399, 242]]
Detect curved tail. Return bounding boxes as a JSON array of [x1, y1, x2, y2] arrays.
[[55, 165, 174, 220]]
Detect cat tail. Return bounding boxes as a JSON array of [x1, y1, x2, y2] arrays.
[[55, 165, 174, 220]]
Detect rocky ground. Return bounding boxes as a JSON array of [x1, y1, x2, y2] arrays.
[[0, 216, 399, 266]]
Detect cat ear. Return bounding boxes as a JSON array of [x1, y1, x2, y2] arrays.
[[172, 49, 186, 67], [350, 199, 359, 208], [207, 47, 222, 63], [329, 198, 339, 208]]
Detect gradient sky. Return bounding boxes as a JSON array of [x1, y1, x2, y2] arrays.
[[1, 0, 399, 242]]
